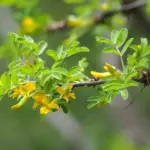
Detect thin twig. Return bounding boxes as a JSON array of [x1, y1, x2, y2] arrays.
[[47, 0, 147, 32], [70, 77, 145, 89]]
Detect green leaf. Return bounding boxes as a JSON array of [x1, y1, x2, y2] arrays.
[[130, 45, 139, 52], [69, 66, 80, 76], [78, 58, 88, 72], [96, 36, 114, 45], [52, 67, 68, 76], [125, 72, 138, 83], [111, 30, 120, 44], [57, 46, 64, 59], [87, 96, 100, 102], [142, 45, 150, 56], [102, 80, 123, 90], [1, 72, 11, 89], [121, 38, 134, 56], [120, 89, 128, 100], [60, 104, 68, 113], [20, 66, 35, 76], [116, 28, 128, 48], [51, 72, 62, 80], [52, 60, 63, 68], [11, 71, 18, 86], [87, 101, 99, 109], [141, 38, 148, 50], [8, 32, 18, 39], [69, 75, 84, 81], [107, 91, 119, 102], [47, 50, 58, 61], [0, 87, 6, 100], [67, 46, 89, 57], [103, 47, 120, 56], [122, 80, 138, 89], [38, 41, 48, 55], [8, 60, 22, 71], [24, 35, 34, 43]]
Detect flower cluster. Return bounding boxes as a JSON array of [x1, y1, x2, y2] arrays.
[[10, 82, 76, 115]]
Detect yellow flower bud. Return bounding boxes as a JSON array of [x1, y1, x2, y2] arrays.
[[138, 45, 141, 49], [104, 63, 116, 72], [22, 16, 37, 33], [91, 71, 112, 79], [67, 15, 87, 28], [101, 3, 109, 11]]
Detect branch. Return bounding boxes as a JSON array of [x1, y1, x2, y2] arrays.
[[47, 0, 147, 32], [71, 77, 145, 89]]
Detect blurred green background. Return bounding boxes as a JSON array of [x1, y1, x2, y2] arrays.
[[0, 0, 150, 150]]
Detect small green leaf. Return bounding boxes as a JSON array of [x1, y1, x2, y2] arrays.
[[125, 72, 138, 83], [102, 80, 123, 90], [24, 35, 34, 43], [96, 36, 114, 45], [87, 102, 99, 109], [52, 60, 63, 68], [141, 38, 148, 50], [20, 66, 34, 76], [1, 72, 11, 89], [57, 46, 64, 59], [68, 46, 89, 57], [130, 45, 139, 52], [0, 87, 5, 100], [107, 91, 119, 102], [69, 66, 80, 76], [116, 28, 128, 48], [122, 80, 138, 89], [87, 96, 100, 102], [51, 72, 62, 80], [103, 47, 120, 56], [47, 50, 58, 61], [111, 30, 119, 44], [8, 60, 22, 70], [11, 71, 18, 86], [142, 45, 150, 56], [78, 58, 88, 72], [120, 89, 128, 100], [38, 41, 48, 55], [121, 38, 134, 56], [60, 105, 68, 113], [52, 67, 68, 76]]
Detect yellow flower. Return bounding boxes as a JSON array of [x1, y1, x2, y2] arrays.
[[90, 71, 112, 79], [91, 63, 120, 79], [67, 15, 87, 28], [40, 103, 59, 115], [11, 97, 27, 110], [138, 45, 141, 49], [32, 91, 59, 114], [57, 84, 76, 103], [11, 82, 36, 98], [101, 3, 109, 11], [104, 63, 116, 72], [32, 91, 49, 109], [22, 16, 37, 33]]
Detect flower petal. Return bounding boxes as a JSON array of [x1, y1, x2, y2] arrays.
[[63, 95, 69, 103], [91, 71, 112, 79], [47, 103, 59, 109], [40, 107, 51, 114], [57, 87, 65, 95], [69, 93, 76, 100]]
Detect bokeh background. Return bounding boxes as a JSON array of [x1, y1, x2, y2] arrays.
[[0, 0, 150, 150]]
